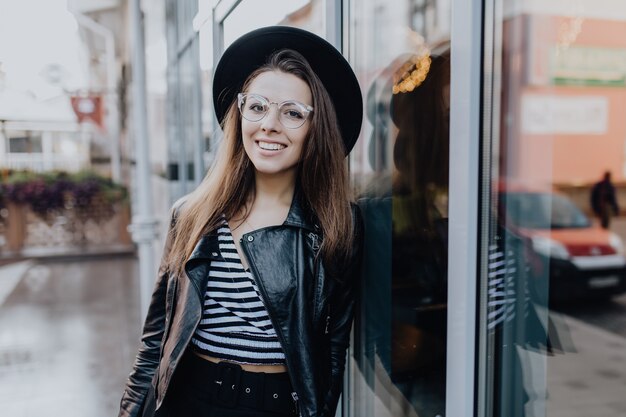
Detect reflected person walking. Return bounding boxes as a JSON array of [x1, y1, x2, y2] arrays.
[[591, 171, 619, 229]]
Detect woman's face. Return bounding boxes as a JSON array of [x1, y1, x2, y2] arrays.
[[241, 70, 312, 179]]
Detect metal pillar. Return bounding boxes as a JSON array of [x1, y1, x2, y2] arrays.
[[129, 0, 159, 319], [446, 0, 484, 415]]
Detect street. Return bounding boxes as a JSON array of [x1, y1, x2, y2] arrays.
[[556, 216, 626, 338], [0, 257, 141, 417]]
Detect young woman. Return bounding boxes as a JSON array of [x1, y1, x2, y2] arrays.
[[118, 26, 364, 417]]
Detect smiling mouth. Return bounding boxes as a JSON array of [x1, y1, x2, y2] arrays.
[[257, 141, 286, 151]]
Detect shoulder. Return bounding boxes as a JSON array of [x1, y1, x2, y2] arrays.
[[166, 194, 190, 227], [172, 195, 188, 214]]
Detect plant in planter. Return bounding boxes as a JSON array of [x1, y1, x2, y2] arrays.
[[1, 170, 130, 250], [3, 171, 70, 220], [66, 172, 128, 222], [1, 170, 128, 223]]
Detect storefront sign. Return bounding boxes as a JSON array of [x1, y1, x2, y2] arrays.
[[70, 95, 103, 128], [521, 94, 608, 134], [551, 46, 626, 87]]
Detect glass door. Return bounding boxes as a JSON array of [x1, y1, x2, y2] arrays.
[[346, 1, 452, 416], [478, 1, 626, 416]]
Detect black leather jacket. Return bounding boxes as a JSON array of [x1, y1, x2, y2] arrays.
[[118, 195, 364, 417]]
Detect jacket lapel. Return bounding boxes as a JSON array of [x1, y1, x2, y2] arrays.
[[283, 189, 318, 232], [184, 232, 222, 300]]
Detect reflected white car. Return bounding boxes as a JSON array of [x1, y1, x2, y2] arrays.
[[500, 189, 626, 301]]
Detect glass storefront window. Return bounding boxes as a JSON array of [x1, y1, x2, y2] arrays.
[[223, 0, 319, 48], [480, 1, 626, 416], [347, 0, 451, 416]]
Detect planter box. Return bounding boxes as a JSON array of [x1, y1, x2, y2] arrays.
[[5, 203, 27, 252], [0, 202, 134, 257]]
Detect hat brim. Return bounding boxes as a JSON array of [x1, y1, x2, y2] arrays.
[[213, 26, 363, 155]]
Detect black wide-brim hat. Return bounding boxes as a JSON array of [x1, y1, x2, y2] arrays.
[[213, 26, 363, 155]]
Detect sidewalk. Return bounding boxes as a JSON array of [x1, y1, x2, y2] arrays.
[[0, 244, 135, 266], [0, 257, 141, 417], [545, 307, 626, 417], [517, 304, 626, 417]]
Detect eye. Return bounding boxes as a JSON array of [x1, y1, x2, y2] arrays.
[[248, 102, 267, 113], [282, 104, 305, 120], [242, 94, 268, 113], [284, 109, 304, 119]]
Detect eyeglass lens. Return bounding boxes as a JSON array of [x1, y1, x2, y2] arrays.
[[239, 94, 310, 129]]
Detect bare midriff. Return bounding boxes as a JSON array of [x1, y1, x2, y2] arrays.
[[193, 351, 288, 374]]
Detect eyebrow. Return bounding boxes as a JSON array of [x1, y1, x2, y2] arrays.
[[245, 93, 312, 107]]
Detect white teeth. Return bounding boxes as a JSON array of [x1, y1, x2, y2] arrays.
[[258, 141, 286, 151]]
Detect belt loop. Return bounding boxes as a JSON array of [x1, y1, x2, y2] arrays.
[[258, 371, 267, 410], [211, 362, 222, 404], [214, 362, 242, 407]]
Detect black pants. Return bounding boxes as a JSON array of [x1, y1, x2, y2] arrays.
[[153, 351, 298, 417]]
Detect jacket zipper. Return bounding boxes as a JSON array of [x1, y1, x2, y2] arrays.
[[240, 234, 303, 417], [309, 232, 320, 251], [309, 232, 322, 323], [324, 308, 331, 335], [308, 231, 329, 335]]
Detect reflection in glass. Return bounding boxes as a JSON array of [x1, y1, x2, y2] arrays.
[[483, 2, 626, 417], [502, 192, 591, 230], [353, 37, 450, 417], [389, 45, 450, 416], [222, 0, 317, 48]]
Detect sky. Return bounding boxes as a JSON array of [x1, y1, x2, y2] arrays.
[[0, 0, 86, 99], [0, 0, 311, 98]]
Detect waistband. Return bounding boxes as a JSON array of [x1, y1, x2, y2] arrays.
[[177, 350, 298, 415]]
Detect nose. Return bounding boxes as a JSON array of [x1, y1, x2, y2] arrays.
[[260, 104, 281, 132]]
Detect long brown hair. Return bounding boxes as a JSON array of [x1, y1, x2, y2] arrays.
[[167, 49, 354, 276]]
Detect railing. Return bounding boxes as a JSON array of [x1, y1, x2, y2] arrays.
[[2, 154, 87, 173], [0, 202, 133, 258]]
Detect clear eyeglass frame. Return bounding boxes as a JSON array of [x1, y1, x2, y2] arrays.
[[237, 93, 314, 129]]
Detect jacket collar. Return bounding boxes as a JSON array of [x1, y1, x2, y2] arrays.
[[282, 188, 318, 232], [186, 188, 317, 264], [187, 233, 222, 263]]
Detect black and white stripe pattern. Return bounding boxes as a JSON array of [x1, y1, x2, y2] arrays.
[[191, 221, 286, 365], [487, 236, 529, 330]]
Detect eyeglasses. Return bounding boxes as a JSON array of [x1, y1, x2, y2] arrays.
[[237, 93, 313, 129]]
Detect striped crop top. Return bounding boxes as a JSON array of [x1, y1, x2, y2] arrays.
[[190, 220, 286, 365]]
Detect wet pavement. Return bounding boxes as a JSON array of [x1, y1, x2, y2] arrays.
[[544, 312, 626, 417], [0, 257, 141, 417]]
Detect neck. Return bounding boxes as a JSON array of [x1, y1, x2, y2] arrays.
[[251, 170, 297, 209]]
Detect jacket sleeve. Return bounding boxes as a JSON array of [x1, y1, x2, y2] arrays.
[[321, 204, 364, 416], [118, 206, 179, 417]]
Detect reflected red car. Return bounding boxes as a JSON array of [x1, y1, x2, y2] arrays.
[[499, 186, 626, 301]]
